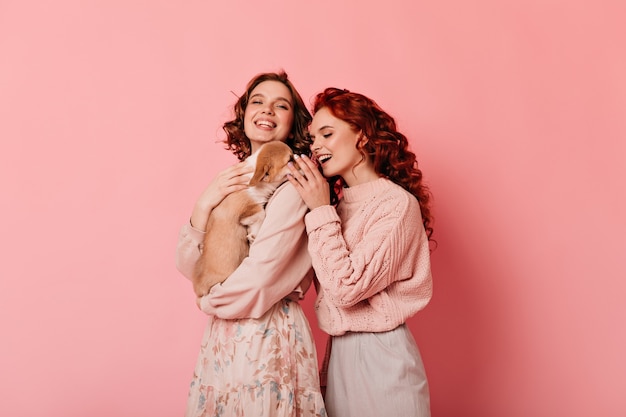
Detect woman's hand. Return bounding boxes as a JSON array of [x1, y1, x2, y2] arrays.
[[287, 154, 331, 210], [190, 161, 254, 230]]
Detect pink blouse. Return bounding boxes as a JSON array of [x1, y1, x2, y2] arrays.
[[175, 182, 314, 319]]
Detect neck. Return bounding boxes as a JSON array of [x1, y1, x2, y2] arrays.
[[343, 165, 380, 187]]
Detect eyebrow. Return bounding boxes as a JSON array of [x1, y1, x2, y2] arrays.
[[309, 126, 332, 138], [249, 93, 292, 105]]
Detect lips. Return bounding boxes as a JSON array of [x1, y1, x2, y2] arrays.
[[255, 119, 276, 128], [316, 154, 332, 164]]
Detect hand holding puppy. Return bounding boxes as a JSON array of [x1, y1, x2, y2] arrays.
[[190, 161, 254, 231], [287, 154, 331, 210]]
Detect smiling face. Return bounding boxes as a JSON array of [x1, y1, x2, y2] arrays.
[[243, 80, 295, 153], [308, 107, 378, 186]]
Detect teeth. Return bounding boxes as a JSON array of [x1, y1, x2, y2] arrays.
[[318, 155, 332, 163], [256, 120, 275, 128]]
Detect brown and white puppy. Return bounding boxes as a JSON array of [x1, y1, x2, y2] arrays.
[[192, 141, 295, 296]]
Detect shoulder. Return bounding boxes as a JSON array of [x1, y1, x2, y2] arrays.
[[268, 181, 300, 202], [366, 180, 423, 233], [266, 181, 306, 211], [378, 179, 419, 213]]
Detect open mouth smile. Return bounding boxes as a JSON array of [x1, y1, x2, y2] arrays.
[[255, 119, 276, 128], [316, 154, 332, 164]]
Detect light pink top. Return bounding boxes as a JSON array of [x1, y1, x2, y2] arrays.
[[305, 177, 433, 336], [175, 182, 314, 319]]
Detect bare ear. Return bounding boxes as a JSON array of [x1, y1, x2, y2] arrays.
[[356, 131, 369, 149]]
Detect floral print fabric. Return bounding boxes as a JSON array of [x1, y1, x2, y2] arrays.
[[185, 299, 326, 417]]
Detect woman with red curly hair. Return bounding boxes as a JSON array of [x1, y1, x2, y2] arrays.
[[287, 87, 434, 417]]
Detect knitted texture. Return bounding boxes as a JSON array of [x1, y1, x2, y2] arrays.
[[305, 178, 433, 335]]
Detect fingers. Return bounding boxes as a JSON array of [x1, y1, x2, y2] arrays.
[[286, 162, 303, 187], [217, 161, 252, 189], [293, 155, 323, 182], [287, 154, 331, 209], [288, 154, 326, 193], [286, 172, 301, 190], [293, 154, 317, 173], [198, 161, 251, 212], [225, 161, 253, 180]]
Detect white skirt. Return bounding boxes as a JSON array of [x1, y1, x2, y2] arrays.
[[324, 324, 431, 417]]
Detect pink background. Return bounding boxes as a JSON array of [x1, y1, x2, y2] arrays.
[[1, 1, 625, 416]]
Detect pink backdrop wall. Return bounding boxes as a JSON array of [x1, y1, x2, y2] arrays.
[[1, 1, 624, 416]]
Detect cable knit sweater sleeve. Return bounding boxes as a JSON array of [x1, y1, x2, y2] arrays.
[[175, 182, 314, 319], [305, 194, 414, 306], [304, 178, 432, 335]]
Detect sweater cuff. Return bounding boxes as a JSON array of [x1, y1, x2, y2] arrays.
[[182, 221, 206, 241], [304, 205, 340, 231]]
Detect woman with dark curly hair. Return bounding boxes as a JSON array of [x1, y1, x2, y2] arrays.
[[287, 87, 434, 417], [175, 71, 326, 416]]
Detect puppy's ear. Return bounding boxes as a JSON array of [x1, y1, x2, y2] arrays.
[[248, 143, 293, 185], [249, 163, 271, 186]]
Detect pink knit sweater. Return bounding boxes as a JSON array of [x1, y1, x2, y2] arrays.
[[305, 177, 433, 336]]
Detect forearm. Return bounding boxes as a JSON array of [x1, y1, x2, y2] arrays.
[[174, 222, 205, 280], [305, 202, 416, 307], [200, 261, 313, 319], [189, 201, 213, 231], [199, 183, 313, 319]]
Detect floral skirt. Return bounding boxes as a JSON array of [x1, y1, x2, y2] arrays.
[[185, 299, 326, 417]]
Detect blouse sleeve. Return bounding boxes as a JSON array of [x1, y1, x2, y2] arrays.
[[304, 192, 424, 308], [198, 182, 314, 319], [174, 222, 205, 281]]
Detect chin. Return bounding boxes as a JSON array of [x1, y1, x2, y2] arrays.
[[320, 166, 334, 177]]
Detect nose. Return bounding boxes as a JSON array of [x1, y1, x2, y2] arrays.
[[310, 138, 321, 153], [261, 103, 274, 115]]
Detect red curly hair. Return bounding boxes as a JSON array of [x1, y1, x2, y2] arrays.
[[312, 87, 434, 241]]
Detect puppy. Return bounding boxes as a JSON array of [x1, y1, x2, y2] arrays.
[[192, 141, 295, 296]]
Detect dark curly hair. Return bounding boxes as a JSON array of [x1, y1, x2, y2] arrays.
[[222, 71, 312, 161], [312, 87, 434, 241]]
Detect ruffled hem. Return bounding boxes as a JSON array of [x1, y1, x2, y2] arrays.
[[186, 383, 326, 417]]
